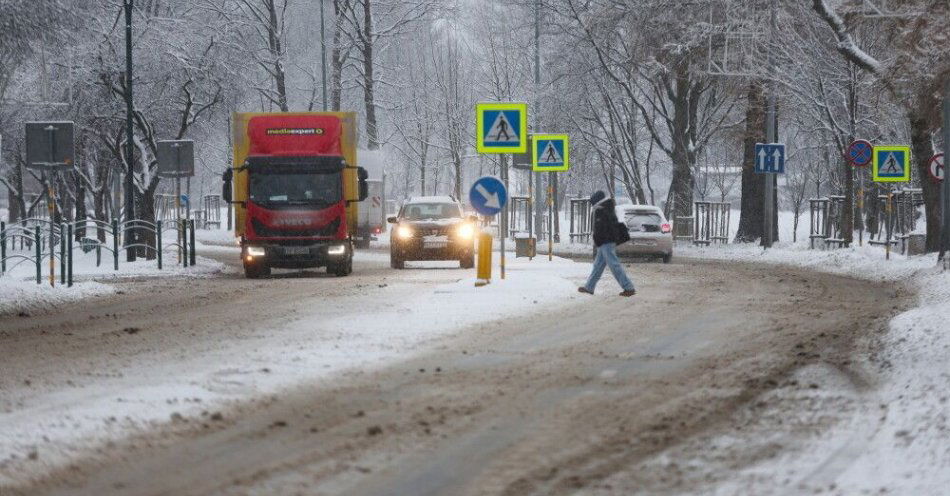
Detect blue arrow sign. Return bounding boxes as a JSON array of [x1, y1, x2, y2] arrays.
[[754, 143, 786, 174], [469, 176, 508, 217]]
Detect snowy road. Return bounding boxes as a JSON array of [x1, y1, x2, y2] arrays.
[[0, 244, 906, 495]]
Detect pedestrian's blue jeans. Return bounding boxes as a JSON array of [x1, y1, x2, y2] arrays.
[[584, 243, 635, 292]]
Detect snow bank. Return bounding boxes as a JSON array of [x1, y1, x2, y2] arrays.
[[678, 237, 949, 493], [832, 268, 950, 494], [0, 279, 116, 316], [0, 234, 226, 317], [679, 241, 934, 282]]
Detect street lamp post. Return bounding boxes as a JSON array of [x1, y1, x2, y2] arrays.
[[320, 0, 328, 111], [124, 0, 136, 261]]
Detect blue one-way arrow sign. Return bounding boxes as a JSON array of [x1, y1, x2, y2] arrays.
[[469, 176, 508, 217], [754, 143, 786, 174]]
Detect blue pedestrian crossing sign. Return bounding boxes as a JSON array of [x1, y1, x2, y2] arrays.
[[754, 143, 785, 174], [872, 145, 911, 183], [476, 102, 527, 154], [532, 134, 569, 172], [469, 176, 508, 217]]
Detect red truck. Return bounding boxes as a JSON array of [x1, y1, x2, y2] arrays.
[[222, 112, 368, 278]]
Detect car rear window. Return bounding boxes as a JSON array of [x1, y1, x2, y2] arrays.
[[624, 212, 662, 232]]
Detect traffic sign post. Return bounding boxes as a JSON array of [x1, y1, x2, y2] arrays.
[[26, 122, 75, 287], [847, 140, 873, 246], [755, 143, 784, 248], [157, 140, 196, 264], [476, 103, 527, 154], [872, 146, 911, 183], [532, 134, 569, 260], [470, 176, 508, 286]]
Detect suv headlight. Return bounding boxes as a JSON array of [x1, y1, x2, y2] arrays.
[[397, 225, 413, 239], [456, 223, 474, 239]]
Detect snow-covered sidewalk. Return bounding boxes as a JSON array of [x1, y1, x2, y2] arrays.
[[0, 231, 227, 316], [679, 240, 950, 493]]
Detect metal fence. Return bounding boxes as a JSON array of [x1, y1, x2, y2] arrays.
[[1, 218, 197, 286]]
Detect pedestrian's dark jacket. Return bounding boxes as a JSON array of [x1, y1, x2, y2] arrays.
[[592, 198, 620, 247]]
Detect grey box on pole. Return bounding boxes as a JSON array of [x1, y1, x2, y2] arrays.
[[157, 140, 195, 178], [511, 136, 534, 170], [25, 121, 75, 170]]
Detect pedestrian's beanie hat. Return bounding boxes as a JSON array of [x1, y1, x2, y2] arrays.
[[589, 190, 607, 205]]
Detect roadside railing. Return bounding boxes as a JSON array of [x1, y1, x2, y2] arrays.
[[0, 218, 198, 286]]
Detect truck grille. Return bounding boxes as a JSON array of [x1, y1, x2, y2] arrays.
[[252, 218, 340, 237]]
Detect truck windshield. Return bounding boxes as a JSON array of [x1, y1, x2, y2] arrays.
[[402, 203, 462, 220], [249, 172, 341, 206]]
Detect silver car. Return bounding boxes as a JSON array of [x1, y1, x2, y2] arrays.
[[615, 205, 673, 263]]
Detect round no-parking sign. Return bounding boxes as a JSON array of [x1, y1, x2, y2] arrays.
[[846, 140, 873, 167], [929, 153, 944, 182]]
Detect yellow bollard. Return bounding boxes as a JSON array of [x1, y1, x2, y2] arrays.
[[476, 232, 492, 287]]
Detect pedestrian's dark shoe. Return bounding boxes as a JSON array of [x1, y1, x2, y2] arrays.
[[578, 287, 593, 295], [619, 290, 636, 297]]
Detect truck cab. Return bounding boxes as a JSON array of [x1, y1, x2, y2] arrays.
[[224, 113, 367, 278]]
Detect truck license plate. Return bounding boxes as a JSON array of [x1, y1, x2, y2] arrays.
[[284, 246, 310, 255]]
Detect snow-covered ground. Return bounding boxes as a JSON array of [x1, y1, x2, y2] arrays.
[[0, 249, 595, 487], [0, 230, 226, 317], [658, 228, 949, 493]]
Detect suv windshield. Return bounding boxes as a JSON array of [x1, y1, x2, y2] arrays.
[[624, 212, 663, 232], [249, 171, 341, 206], [402, 203, 462, 221]]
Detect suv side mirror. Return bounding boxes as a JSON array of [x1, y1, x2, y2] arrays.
[[357, 166, 369, 202], [221, 168, 233, 203], [387, 216, 398, 224]]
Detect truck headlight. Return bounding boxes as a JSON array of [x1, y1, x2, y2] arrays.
[[246, 246, 266, 257], [456, 223, 474, 239], [327, 244, 346, 256], [397, 225, 413, 239]]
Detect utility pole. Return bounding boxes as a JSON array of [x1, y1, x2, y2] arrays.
[[320, 0, 328, 111], [123, 0, 136, 261], [762, 0, 777, 248], [533, 0, 544, 245]]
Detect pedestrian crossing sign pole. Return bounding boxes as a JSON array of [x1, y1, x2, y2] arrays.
[[872, 145, 911, 183], [476, 102, 528, 154], [531, 134, 569, 172]]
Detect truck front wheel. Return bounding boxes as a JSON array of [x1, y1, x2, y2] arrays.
[[244, 261, 271, 279], [328, 255, 353, 277]]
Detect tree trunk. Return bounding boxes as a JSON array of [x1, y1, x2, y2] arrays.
[[6, 187, 19, 222], [361, 0, 379, 149], [267, 0, 289, 112], [330, 0, 345, 111], [94, 191, 107, 243], [667, 67, 693, 222], [909, 111, 940, 251], [74, 173, 87, 240], [735, 82, 766, 242]]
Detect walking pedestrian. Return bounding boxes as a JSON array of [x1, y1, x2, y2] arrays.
[[578, 190, 636, 297]]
